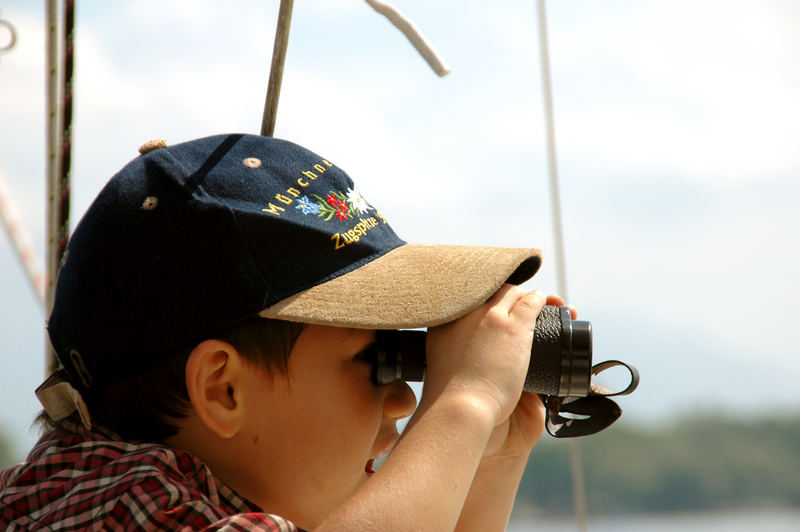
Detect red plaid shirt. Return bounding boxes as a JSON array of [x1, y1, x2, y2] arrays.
[[0, 422, 301, 531]]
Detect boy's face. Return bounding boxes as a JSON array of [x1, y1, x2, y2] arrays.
[[241, 324, 417, 526]]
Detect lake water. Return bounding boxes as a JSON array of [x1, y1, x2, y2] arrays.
[[506, 508, 800, 531]]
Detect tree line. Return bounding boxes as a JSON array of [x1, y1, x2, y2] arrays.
[[516, 412, 800, 515]]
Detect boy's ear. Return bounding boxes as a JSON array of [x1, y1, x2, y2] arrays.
[[185, 340, 246, 439]]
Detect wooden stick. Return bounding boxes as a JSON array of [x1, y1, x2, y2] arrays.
[[261, 0, 295, 137], [45, 0, 60, 373]]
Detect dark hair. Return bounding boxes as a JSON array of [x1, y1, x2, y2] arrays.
[[36, 317, 305, 442]]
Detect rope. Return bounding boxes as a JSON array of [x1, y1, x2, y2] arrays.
[[57, 0, 74, 268], [364, 0, 450, 77], [535, 1, 587, 530]]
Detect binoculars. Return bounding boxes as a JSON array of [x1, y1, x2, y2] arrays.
[[368, 306, 639, 438]]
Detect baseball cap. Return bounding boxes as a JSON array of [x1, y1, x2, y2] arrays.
[[47, 133, 542, 392]]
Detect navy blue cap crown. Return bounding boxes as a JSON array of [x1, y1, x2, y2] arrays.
[[48, 134, 405, 388]]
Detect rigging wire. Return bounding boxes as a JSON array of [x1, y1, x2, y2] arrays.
[[535, 0, 587, 530]]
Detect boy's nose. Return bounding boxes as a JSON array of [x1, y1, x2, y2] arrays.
[[383, 380, 417, 421]]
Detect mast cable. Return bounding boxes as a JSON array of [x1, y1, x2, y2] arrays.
[[536, 1, 588, 530]]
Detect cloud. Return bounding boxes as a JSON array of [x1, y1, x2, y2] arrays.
[[548, 0, 800, 183]]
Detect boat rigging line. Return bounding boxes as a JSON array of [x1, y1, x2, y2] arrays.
[[536, 1, 588, 530]]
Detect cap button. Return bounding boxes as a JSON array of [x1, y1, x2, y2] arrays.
[[138, 139, 167, 154]]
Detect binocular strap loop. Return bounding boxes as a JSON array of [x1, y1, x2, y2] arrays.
[[543, 359, 639, 438], [544, 395, 623, 438], [590, 360, 640, 397]]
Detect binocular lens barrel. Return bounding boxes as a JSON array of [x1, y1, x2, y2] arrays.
[[528, 306, 592, 397]]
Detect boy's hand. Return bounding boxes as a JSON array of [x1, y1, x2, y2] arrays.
[[423, 285, 546, 428], [453, 294, 576, 532], [480, 294, 576, 461]]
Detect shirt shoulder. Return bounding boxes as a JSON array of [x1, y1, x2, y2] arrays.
[[0, 430, 300, 531]]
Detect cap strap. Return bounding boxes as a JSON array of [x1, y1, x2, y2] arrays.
[[35, 370, 92, 430]]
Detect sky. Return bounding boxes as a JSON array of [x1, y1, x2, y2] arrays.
[[1, 0, 799, 460]]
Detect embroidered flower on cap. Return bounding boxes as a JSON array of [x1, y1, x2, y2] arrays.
[[347, 188, 370, 214], [290, 189, 376, 224], [295, 196, 321, 215]]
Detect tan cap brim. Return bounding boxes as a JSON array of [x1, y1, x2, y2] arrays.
[[259, 244, 542, 329]]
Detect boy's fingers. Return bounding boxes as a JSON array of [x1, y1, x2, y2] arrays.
[[544, 294, 577, 319], [489, 285, 545, 322], [514, 290, 547, 324]]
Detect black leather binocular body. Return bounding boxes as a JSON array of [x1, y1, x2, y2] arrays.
[[369, 306, 639, 437], [372, 306, 592, 396]]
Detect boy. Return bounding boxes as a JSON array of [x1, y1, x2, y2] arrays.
[[0, 133, 572, 531]]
